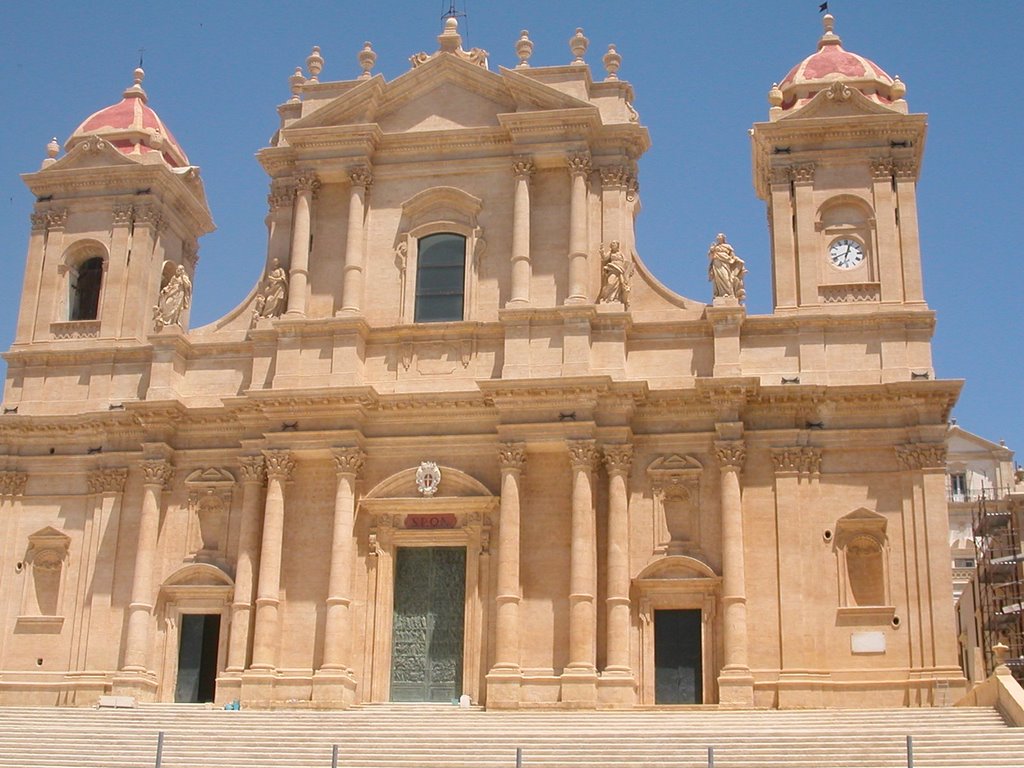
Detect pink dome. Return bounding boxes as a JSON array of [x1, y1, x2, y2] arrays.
[[66, 68, 190, 167], [777, 15, 902, 113]]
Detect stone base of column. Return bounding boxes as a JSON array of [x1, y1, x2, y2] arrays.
[[110, 671, 158, 702], [717, 667, 755, 708], [484, 668, 522, 709], [559, 668, 598, 708], [776, 671, 830, 709], [597, 671, 636, 707], [311, 670, 358, 708], [214, 672, 242, 707]]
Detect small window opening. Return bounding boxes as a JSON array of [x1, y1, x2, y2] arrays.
[[414, 233, 465, 323], [70, 257, 103, 321]]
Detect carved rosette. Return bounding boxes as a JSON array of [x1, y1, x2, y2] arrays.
[[88, 467, 128, 494], [825, 81, 852, 102], [349, 167, 373, 189], [714, 441, 746, 471], [263, 450, 296, 481], [771, 447, 822, 476], [139, 460, 173, 488], [870, 158, 894, 179], [511, 158, 535, 179], [333, 447, 366, 477], [790, 163, 815, 184], [602, 444, 634, 476], [567, 440, 600, 472], [497, 443, 527, 472], [111, 205, 134, 226], [895, 444, 947, 471], [567, 152, 592, 178], [238, 456, 266, 486], [0, 471, 28, 498]]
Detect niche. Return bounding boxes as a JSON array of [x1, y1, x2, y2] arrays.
[[834, 508, 894, 623], [17, 527, 71, 631]]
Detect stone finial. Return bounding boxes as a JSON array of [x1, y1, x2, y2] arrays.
[[289, 67, 305, 102], [439, 16, 462, 53], [891, 75, 906, 100], [42, 137, 60, 168], [569, 28, 588, 65], [515, 30, 534, 68], [603, 44, 621, 81], [358, 41, 376, 79], [306, 45, 324, 82], [124, 66, 147, 101], [819, 13, 841, 48], [768, 83, 783, 107]]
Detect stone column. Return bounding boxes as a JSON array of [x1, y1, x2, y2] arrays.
[[508, 159, 534, 306], [122, 460, 173, 672], [492, 443, 526, 670], [894, 159, 925, 303], [564, 439, 599, 701], [285, 173, 318, 317], [565, 152, 591, 304], [767, 167, 797, 310], [226, 456, 265, 673], [715, 440, 754, 706], [602, 445, 633, 675], [320, 448, 366, 673], [790, 163, 817, 307], [340, 166, 373, 313], [249, 450, 295, 670]]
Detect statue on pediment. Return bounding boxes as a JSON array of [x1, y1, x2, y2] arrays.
[[153, 263, 192, 329], [708, 233, 746, 302], [598, 240, 633, 307], [252, 258, 288, 322]]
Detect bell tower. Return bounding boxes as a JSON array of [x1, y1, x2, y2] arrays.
[[751, 14, 927, 313], [13, 68, 213, 348]]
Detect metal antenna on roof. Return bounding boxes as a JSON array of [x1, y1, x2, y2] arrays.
[[441, 0, 470, 44], [137, 48, 145, 68]]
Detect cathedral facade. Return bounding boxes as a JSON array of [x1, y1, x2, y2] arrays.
[[0, 16, 964, 709]]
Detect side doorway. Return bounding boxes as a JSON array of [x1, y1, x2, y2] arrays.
[[175, 614, 221, 703]]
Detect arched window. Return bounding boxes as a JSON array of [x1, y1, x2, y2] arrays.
[[69, 256, 104, 321], [414, 233, 466, 323]]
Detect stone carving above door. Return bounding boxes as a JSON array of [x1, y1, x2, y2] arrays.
[[647, 454, 704, 557]]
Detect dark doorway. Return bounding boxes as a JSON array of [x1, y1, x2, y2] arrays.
[[654, 609, 703, 704], [390, 546, 466, 702], [175, 614, 220, 703]]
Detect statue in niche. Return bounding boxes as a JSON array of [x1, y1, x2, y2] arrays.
[[252, 258, 288, 322], [598, 240, 633, 306], [707, 233, 746, 302], [153, 263, 192, 329]]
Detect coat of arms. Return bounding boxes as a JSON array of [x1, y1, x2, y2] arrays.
[[415, 461, 441, 496]]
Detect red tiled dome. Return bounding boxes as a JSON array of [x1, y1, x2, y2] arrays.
[[66, 68, 190, 167], [776, 15, 901, 113]]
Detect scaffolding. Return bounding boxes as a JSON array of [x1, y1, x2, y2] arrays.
[[971, 489, 1024, 683]]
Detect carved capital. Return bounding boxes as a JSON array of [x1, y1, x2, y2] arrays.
[[768, 166, 792, 186], [111, 205, 134, 226], [566, 151, 592, 178], [238, 456, 266, 485], [139, 460, 173, 488], [511, 158, 535, 179], [870, 158, 894, 179], [30, 211, 48, 231], [0, 471, 28, 497], [567, 439, 599, 471], [771, 447, 821, 476], [790, 163, 815, 184], [294, 172, 321, 195], [893, 159, 917, 179], [714, 441, 746, 471], [602, 444, 634, 475], [896, 443, 946, 471], [497, 443, 526, 472], [349, 166, 373, 189], [88, 467, 128, 494], [262, 449, 295, 481], [332, 447, 366, 477], [133, 205, 165, 231], [599, 165, 630, 188], [33, 208, 68, 231]]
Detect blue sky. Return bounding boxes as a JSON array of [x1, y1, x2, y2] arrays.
[[1, 1, 1020, 464]]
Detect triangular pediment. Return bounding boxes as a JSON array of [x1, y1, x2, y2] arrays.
[[781, 85, 900, 121], [43, 140, 141, 172], [947, 426, 1008, 456]]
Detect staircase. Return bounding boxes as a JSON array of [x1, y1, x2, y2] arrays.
[[0, 704, 1020, 768]]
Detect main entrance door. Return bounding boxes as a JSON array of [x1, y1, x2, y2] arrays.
[[175, 613, 220, 703], [654, 609, 702, 704], [390, 546, 466, 702]]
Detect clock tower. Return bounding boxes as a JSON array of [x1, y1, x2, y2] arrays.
[[751, 14, 927, 313]]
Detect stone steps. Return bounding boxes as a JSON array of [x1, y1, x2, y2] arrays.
[[0, 705, 1019, 768]]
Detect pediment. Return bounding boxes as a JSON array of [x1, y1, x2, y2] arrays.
[[636, 555, 718, 581], [364, 464, 493, 500], [44, 139, 140, 172], [161, 562, 233, 589], [947, 426, 1006, 455], [781, 85, 900, 121]]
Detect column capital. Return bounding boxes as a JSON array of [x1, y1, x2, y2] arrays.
[[497, 442, 527, 471], [262, 449, 296, 481], [348, 165, 374, 188], [790, 162, 815, 184], [88, 467, 128, 494], [770, 447, 821, 476], [332, 447, 366, 477], [0, 471, 28, 497], [714, 440, 746, 471], [870, 158, 894, 179], [139, 460, 173, 488], [566, 151, 592, 178], [294, 172, 321, 194], [567, 439, 600, 471], [31, 207, 68, 232], [893, 159, 918, 179], [602, 444, 633, 475], [895, 443, 946, 471], [238, 455, 267, 485], [112, 204, 135, 226], [511, 157, 535, 179]]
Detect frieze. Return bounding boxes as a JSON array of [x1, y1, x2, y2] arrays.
[[497, 443, 526, 471], [771, 447, 822, 476], [0, 471, 28, 497], [567, 440, 600, 471], [50, 320, 101, 339], [895, 443, 946, 471], [820, 282, 881, 304], [333, 447, 366, 477], [714, 441, 746, 470], [87, 467, 128, 494]]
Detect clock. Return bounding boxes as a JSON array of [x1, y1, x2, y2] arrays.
[[829, 238, 865, 269]]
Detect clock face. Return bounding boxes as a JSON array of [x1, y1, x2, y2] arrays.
[[829, 238, 865, 269]]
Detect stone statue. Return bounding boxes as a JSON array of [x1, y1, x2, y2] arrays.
[[252, 258, 288, 322], [598, 240, 633, 306], [153, 264, 192, 329], [707, 233, 746, 302]]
